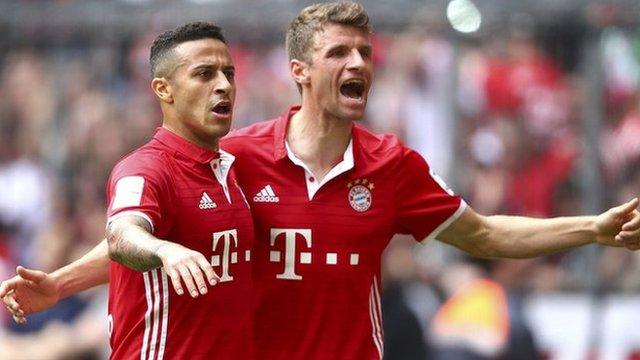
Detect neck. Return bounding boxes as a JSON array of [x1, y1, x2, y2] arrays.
[[287, 103, 353, 181]]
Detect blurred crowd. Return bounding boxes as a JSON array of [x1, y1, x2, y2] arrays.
[[1, 10, 640, 360]]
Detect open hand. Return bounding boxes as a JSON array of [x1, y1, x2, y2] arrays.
[[155, 243, 220, 297], [0, 266, 61, 324]]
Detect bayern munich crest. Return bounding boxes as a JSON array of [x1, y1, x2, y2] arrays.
[[347, 179, 374, 212]]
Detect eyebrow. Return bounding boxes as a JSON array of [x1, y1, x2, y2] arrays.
[[191, 64, 235, 72], [325, 44, 347, 54], [325, 44, 373, 54]]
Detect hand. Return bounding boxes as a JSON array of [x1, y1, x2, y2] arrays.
[[596, 198, 640, 249], [155, 243, 219, 298], [0, 266, 61, 325]]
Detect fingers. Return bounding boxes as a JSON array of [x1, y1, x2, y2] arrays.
[[176, 265, 199, 298], [3, 291, 18, 311], [167, 259, 217, 297], [616, 210, 640, 243], [195, 257, 219, 287], [166, 268, 185, 296], [618, 230, 640, 240], [186, 262, 209, 296], [16, 266, 47, 283], [622, 210, 640, 231], [617, 210, 640, 248], [12, 314, 26, 325], [2, 292, 26, 325], [0, 278, 17, 298], [614, 198, 639, 216], [160, 245, 219, 298]]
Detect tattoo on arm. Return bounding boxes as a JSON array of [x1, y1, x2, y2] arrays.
[[106, 216, 166, 271]]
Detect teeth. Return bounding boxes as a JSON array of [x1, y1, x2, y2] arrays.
[[343, 79, 364, 86], [212, 103, 230, 114]]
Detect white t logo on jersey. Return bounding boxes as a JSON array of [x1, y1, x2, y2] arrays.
[[212, 229, 238, 282], [270, 228, 312, 280]]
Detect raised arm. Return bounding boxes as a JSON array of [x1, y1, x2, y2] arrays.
[[106, 215, 219, 298], [437, 198, 640, 258], [0, 239, 110, 324]]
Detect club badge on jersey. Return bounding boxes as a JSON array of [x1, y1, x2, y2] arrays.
[[347, 178, 374, 212]]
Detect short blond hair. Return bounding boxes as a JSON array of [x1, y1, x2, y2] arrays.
[[286, 2, 371, 64]]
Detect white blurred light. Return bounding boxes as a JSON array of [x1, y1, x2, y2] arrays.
[[470, 129, 504, 166], [446, 0, 482, 34]]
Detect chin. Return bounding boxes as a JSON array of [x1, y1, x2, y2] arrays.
[[202, 124, 231, 140]]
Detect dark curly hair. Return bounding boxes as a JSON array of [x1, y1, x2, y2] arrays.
[[149, 21, 226, 78]]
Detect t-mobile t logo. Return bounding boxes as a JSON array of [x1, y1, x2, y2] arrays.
[[211, 229, 238, 282], [270, 228, 312, 280]]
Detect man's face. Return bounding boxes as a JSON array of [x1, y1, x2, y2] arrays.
[[165, 38, 235, 145], [305, 24, 373, 122]]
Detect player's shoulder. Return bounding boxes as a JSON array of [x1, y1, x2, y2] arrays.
[[221, 119, 278, 153], [353, 124, 407, 156], [227, 119, 278, 139], [111, 140, 171, 180]]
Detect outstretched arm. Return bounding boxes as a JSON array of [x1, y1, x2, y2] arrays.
[[0, 239, 110, 324], [107, 215, 219, 298], [437, 198, 640, 258]]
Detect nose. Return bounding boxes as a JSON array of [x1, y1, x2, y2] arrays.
[[346, 49, 366, 71], [214, 71, 232, 95]]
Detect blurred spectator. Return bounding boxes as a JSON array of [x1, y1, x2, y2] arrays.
[[430, 260, 540, 360]]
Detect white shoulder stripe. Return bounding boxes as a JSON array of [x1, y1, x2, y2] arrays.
[[429, 169, 455, 196], [423, 200, 467, 243]]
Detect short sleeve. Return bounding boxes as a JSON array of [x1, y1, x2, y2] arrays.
[[394, 148, 466, 243], [105, 153, 171, 233]]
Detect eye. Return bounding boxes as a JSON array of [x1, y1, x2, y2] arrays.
[[224, 70, 235, 82], [328, 48, 347, 58], [197, 70, 212, 80], [360, 48, 372, 59]]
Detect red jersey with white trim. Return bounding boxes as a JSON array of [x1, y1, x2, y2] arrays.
[[106, 128, 253, 360], [221, 106, 465, 360]]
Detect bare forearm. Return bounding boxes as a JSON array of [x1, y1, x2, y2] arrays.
[[481, 215, 598, 258], [51, 239, 110, 299], [107, 217, 170, 272]]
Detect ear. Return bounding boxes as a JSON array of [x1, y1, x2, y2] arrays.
[[151, 77, 174, 104], [290, 59, 311, 88]]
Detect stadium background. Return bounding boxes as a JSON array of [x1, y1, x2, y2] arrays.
[[1, 0, 640, 358]]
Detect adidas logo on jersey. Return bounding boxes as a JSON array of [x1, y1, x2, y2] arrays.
[[199, 192, 217, 209], [253, 185, 279, 203]]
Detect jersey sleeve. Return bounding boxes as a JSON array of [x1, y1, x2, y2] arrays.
[[394, 147, 466, 243], [105, 153, 172, 233]]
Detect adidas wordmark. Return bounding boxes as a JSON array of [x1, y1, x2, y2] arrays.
[[253, 185, 279, 203], [199, 192, 217, 209]]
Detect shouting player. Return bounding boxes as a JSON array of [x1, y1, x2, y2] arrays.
[[3, 3, 640, 360]]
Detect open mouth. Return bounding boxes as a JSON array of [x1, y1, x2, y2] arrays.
[[211, 101, 231, 116], [340, 79, 365, 100]]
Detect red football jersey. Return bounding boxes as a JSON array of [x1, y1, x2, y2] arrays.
[[222, 106, 465, 360], [106, 128, 254, 360]]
